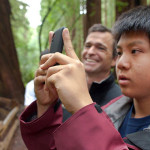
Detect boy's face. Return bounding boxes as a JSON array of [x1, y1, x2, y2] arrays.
[[116, 31, 150, 99]]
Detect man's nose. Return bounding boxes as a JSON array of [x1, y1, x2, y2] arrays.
[[87, 46, 95, 54]]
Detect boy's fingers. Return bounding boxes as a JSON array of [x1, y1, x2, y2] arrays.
[[40, 54, 53, 65], [49, 31, 54, 50], [35, 67, 47, 77], [45, 65, 64, 90], [34, 76, 46, 89], [62, 28, 79, 60], [46, 65, 64, 78], [40, 53, 75, 70]]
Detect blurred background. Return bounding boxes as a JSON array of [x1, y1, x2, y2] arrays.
[[0, 0, 150, 149]]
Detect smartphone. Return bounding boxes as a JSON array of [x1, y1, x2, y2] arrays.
[[50, 27, 65, 53]]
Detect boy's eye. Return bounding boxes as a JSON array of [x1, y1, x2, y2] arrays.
[[117, 51, 122, 56], [131, 49, 140, 54]]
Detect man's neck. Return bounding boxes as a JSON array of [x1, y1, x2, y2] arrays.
[[86, 72, 110, 89]]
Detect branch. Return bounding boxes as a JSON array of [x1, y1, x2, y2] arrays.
[[38, 7, 51, 53], [44, 9, 66, 49], [38, 0, 58, 53]]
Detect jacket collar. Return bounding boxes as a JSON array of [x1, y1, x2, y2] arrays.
[[103, 96, 133, 130], [90, 73, 115, 91], [125, 130, 150, 150]]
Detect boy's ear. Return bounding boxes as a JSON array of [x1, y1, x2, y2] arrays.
[[111, 56, 117, 67]]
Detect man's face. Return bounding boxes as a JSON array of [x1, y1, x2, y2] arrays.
[[116, 31, 150, 99], [82, 32, 115, 75]]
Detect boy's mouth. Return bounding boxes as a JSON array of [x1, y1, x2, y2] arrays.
[[119, 75, 127, 80], [118, 75, 130, 85]]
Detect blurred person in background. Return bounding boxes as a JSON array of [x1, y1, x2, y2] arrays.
[[24, 49, 49, 107]]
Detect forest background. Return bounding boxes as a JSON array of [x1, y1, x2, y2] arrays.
[[0, 0, 150, 104]]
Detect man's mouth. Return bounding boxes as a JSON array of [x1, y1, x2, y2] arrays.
[[85, 58, 97, 63]]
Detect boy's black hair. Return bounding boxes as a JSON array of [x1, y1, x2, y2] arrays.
[[112, 6, 150, 43], [88, 24, 116, 58]]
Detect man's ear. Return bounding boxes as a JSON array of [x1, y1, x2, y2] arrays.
[[111, 56, 117, 67]]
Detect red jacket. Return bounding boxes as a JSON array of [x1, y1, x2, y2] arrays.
[[20, 95, 149, 150]]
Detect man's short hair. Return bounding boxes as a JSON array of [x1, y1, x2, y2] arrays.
[[112, 6, 150, 43], [88, 24, 111, 34], [88, 24, 116, 58]]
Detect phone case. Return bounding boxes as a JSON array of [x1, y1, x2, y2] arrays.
[[50, 27, 65, 53]]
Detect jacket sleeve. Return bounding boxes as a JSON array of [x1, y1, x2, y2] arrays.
[[20, 102, 128, 150], [53, 103, 128, 150], [19, 101, 63, 150]]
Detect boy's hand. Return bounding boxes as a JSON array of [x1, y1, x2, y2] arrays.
[[34, 57, 58, 117], [41, 28, 93, 114]]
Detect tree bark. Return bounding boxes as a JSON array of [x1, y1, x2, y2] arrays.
[[0, 0, 24, 104], [83, 0, 101, 40]]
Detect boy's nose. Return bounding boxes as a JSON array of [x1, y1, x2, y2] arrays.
[[116, 54, 130, 70]]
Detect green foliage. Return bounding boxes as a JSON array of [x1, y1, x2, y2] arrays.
[[116, 0, 128, 12], [10, 0, 85, 86], [10, 0, 39, 85], [39, 0, 84, 59], [147, 0, 150, 5], [101, 0, 116, 28], [9, 0, 85, 86]]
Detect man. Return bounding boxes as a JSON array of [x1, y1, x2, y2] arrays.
[[24, 49, 49, 107], [82, 24, 121, 106]]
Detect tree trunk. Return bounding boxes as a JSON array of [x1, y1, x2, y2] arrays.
[[83, 0, 101, 40], [0, 0, 24, 104], [116, 0, 147, 19]]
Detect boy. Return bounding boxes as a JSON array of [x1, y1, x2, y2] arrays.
[[20, 6, 150, 150]]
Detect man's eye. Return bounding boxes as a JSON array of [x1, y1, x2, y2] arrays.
[[85, 45, 91, 48], [98, 47, 105, 50]]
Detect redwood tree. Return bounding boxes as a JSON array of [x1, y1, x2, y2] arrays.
[[83, 0, 101, 40], [0, 0, 24, 104]]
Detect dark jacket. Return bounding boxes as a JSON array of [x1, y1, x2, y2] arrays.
[[20, 95, 150, 150], [89, 72, 121, 106]]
